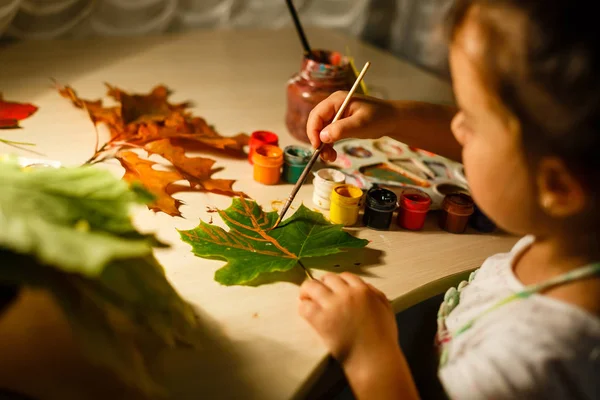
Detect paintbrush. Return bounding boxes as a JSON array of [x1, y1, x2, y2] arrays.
[[272, 61, 371, 230], [285, 0, 314, 60]]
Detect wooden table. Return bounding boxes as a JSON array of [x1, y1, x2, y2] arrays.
[[0, 28, 517, 399]]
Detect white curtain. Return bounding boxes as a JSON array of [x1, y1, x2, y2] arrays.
[[0, 0, 451, 73]]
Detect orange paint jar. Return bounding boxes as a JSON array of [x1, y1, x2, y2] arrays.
[[252, 145, 283, 185]]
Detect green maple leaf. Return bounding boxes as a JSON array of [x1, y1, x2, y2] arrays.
[[179, 197, 369, 285]]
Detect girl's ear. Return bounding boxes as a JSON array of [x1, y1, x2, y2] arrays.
[[537, 157, 587, 218]]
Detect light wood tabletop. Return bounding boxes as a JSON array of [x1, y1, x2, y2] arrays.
[[0, 27, 518, 399]]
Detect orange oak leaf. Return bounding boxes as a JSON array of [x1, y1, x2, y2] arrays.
[[0, 94, 38, 129], [117, 151, 185, 217], [58, 85, 123, 134], [106, 84, 190, 125], [58, 83, 248, 151], [60, 83, 250, 216], [144, 139, 214, 182], [145, 139, 237, 195], [135, 124, 242, 149]]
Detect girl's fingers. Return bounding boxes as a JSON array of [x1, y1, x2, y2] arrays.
[[367, 283, 391, 306], [307, 98, 339, 149], [339, 272, 368, 288], [321, 273, 349, 293], [299, 279, 334, 303], [298, 298, 320, 320]]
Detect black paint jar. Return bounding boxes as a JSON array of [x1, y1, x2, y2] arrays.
[[363, 187, 398, 230], [469, 203, 496, 232]]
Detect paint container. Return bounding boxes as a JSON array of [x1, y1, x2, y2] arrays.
[[469, 203, 496, 233], [439, 193, 475, 234], [398, 189, 432, 231], [434, 182, 470, 197], [430, 180, 470, 209], [282, 145, 311, 184], [363, 187, 398, 230], [252, 145, 283, 185], [286, 50, 352, 143], [329, 184, 363, 226], [248, 131, 278, 164], [312, 168, 346, 209]]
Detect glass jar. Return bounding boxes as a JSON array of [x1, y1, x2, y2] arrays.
[[285, 50, 353, 143]]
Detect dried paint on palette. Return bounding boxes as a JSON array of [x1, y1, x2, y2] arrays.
[[424, 161, 451, 178], [330, 153, 352, 169], [344, 145, 373, 158], [343, 171, 369, 189], [390, 159, 428, 180], [408, 146, 436, 157], [360, 163, 419, 185], [374, 139, 404, 157]]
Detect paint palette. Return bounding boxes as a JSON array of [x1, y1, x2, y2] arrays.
[[327, 137, 469, 209]]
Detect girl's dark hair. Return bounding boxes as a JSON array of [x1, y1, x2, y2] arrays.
[[448, 0, 600, 191]]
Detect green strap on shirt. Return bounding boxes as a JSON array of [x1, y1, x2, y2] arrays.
[[454, 263, 600, 337]]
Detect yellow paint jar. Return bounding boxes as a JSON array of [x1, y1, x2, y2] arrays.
[[253, 144, 283, 185], [329, 184, 363, 226]]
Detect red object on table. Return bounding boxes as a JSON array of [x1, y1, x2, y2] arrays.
[[398, 189, 432, 231], [248, 131, 278, 164], [0, 96, 38, 129]]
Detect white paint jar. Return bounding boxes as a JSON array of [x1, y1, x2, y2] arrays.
[[312, 168, 346, 210]]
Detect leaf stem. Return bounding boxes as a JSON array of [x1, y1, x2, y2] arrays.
[[0, 138, 44, 155], [298, 260, 314, 280], [82, 132, 126, 166], [0, 138, 35, 146]]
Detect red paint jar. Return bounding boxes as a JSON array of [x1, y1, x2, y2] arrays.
[[439, 193, 475, 234], [286, 50, 353, 143], [248, 131, 278, 164], [398, 189, 431, 230]]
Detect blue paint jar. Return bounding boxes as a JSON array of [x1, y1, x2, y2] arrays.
[[363, 187, 398, 230], [283, 145, 311, 184]]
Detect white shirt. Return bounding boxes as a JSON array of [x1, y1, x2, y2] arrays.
[[439, 236, 600, 400]]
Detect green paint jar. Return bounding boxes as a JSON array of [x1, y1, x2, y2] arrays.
[[283, 145, 311, 184]]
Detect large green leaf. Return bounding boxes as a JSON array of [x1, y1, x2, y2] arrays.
[[179, 197, 369, 285], [0, 161, 197, 396], [0, 162, 164, 276]]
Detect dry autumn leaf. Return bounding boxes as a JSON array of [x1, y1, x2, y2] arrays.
[[58, 83, 246, 150], [106, 84, 189, 125], [117, 151, 185, 217], [58, 83, 249, 216], [144, 139, 237, 195]]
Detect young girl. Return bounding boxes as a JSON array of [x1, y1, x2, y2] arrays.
[[298, 1, 600, 398]]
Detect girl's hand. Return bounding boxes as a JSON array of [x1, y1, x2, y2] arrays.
[[298, 272, 400, 368], [306, 92, 398, 162]]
